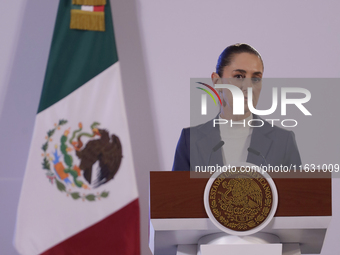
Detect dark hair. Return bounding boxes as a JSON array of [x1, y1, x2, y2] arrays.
[[216, 43, 264, 77]]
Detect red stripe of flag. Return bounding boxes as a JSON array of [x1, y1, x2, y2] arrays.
[[41, 199, 140, 255], [94, 6, 105, 12]]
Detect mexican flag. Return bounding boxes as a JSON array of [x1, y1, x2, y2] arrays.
[[14, 0, 140, 254]]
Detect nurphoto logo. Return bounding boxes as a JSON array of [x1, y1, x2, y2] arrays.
[[197, 82, 312, 128]]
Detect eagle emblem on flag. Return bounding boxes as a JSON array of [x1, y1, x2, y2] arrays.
[[41, 119, 122, 201]]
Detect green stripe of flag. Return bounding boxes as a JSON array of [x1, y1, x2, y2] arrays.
[[71, 5, 81, 10], [38, 0, 118, 113]]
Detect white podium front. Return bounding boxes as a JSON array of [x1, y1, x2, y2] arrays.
[[197, 233, 282, 255], [200, 244, 282, 255]]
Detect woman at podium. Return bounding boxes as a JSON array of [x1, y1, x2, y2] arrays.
[[172, 43, 301, 171]]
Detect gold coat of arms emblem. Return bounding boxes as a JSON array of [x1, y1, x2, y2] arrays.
[[208, 171, 273, 232]]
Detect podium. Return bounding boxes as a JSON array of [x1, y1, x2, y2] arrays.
[[149, 171, 331, 255]]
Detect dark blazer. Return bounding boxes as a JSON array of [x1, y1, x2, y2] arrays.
[[172, 115, 301, 171]]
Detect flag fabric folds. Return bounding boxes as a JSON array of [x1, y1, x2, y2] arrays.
[[15, 0, 140, 254]]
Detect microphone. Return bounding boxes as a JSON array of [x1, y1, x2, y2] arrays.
[[207, 141, 225, 166], [247, 147, 268, 166]]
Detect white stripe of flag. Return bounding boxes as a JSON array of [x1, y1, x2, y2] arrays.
[[81, 5, 94, 12]]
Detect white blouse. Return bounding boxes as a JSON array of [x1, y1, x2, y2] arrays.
[[219, 114, 253, 165]]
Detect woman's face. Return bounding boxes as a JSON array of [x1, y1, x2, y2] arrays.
[[213, 52, 263, 118]]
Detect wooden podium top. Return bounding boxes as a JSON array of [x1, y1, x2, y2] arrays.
[[150, 171, 332, 219]]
